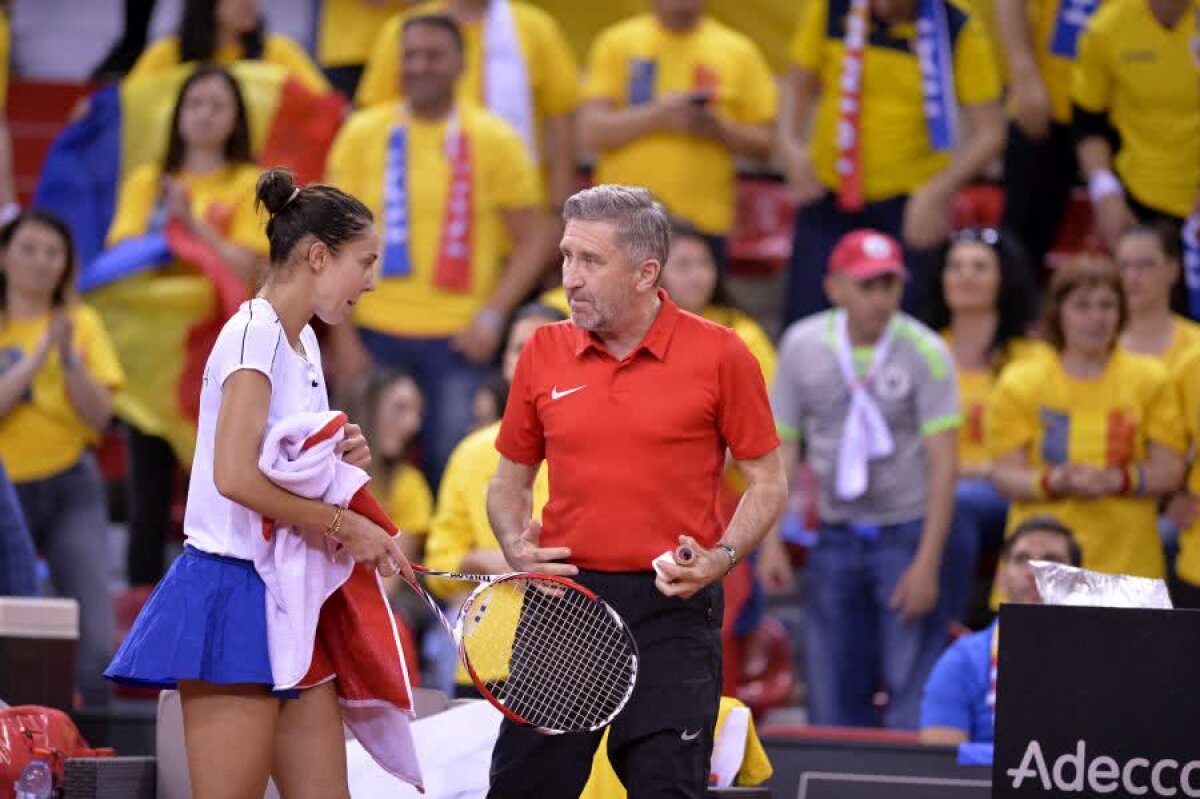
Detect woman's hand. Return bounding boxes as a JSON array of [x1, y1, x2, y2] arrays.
[[1062, 465, 1123, 498], [334, 508, 414, 581], [338, 422, 371, 469], [161, 177, 194, 227], [48, 311, 74, 363]]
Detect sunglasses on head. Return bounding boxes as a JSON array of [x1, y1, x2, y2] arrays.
[[951, 227, 1001, 247]]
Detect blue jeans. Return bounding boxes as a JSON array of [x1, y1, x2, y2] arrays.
[[358, 329, 489, 488], [0, 458, 37, 596], [783, 191, 942, 327], [804, 519, 946, 729], [939, 478, 1009, 625], [14, 453, 115, 706]]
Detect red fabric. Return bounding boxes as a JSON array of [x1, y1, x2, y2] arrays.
[[496, 292, 780, 571], [432, 127, 473, 293], [163, 219, 251, 427], [260, 76, 348, 186], [691, 63, 719, 98], [0, 706, 113, 799], [293, 467, 415, 710]]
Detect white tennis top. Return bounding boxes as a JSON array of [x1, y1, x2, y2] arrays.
[[183, 297, 328, 560]]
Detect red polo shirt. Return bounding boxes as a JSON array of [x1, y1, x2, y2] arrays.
[[496, 290, 780, 572]]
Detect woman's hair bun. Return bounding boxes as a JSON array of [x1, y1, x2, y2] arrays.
[[255, 167, 298, 217]]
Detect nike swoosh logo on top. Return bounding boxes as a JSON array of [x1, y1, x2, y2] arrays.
[[551, 385, 586, 400], [681, 729, 701, 742]]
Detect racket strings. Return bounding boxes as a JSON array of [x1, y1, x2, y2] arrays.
[[515, 594, 627, 728], [513, 587, 632, 730], [460, 578, 636, 732]]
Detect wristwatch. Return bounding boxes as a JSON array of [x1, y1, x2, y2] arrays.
[[716, 542, 737, 574]]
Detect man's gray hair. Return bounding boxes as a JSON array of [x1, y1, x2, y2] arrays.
[[562, 185, 670, 271]]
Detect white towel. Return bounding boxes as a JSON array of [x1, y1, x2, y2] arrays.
[[834, 311, 896, 500], [483, 0, 537, 160], [254, 410, 422, 788], [254, 411, 366, 689]]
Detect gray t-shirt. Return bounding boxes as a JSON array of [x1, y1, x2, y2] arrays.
[[773, 310, 961, 525]]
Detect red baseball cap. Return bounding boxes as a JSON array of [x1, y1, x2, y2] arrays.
[[828, 229, 907, 281]]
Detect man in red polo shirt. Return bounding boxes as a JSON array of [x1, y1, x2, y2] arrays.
[[486, 184, 787, 798]]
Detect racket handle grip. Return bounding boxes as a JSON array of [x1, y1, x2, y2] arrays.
[[674, 544, 695, 565]]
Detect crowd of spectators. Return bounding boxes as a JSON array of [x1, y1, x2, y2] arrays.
[[0, 0, 1197, 749]]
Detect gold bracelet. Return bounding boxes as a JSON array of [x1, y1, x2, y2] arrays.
[[323, 505, 344, 538]]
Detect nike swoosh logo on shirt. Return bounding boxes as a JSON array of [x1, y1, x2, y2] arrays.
[[681, 729, 701, 741], [551, 385, 586, 400]]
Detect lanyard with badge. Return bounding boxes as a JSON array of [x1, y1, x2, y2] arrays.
[[833, 310, 897, 516]]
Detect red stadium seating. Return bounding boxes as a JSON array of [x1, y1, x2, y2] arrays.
[[9, 80, 96, 207]]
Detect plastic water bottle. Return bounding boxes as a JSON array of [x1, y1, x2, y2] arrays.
[[13, 756, 53, 799]]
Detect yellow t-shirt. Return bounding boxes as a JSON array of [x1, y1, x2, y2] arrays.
[[702, 306, 777, 386], [424, 420, 549, 684], [1162, 316, 1200, 375], [1173, 346, 1200, 586], [0, 306, 125, 483], [1072, 0, 1200, 218], [106, 162, 268, 255], [356, 1, 580, 155], [127, 33, 331, 93], [1024, 0, 1104, 123], [318, 0, 410, 68], [791, 0, 1001, 201], [326, 102, 542, 337], [583, 15, 777, 235], [386, 463, 434, 537], [1121, 315, 1200, 377], [942, 335, 1050, 469], [986, 349, 1185, 578]]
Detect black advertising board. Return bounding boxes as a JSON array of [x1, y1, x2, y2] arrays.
[[994, 603, 1200, 798], [762, 735, 990, 798]]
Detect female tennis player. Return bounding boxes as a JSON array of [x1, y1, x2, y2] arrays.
[[107, 167, 411, 799]]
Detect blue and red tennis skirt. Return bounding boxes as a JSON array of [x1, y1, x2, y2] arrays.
[[106, 546, 296, 697]]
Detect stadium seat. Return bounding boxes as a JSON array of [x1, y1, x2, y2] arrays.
[[9, 80, 95, 206]]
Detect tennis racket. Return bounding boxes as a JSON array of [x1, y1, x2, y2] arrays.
[[398, 563, 639, 735]]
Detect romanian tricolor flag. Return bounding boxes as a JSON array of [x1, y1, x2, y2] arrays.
[[35, 62, 346, 464]]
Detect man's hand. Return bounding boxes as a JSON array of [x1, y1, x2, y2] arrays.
[[654, 535, 728, 599], [652, 93, 696, 134], [337, 422, 371, 470], [451, 313, 504, 365], [756, 531, 795, 595], [505, 519, 578, 577], [688, 104, 726, 142], [889, 555, 939, 620], [1166, 492, 1198, 530], [781, 141, 824, 207], [903, 181, 952, 250], [1010, 70, 1052, 140]]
